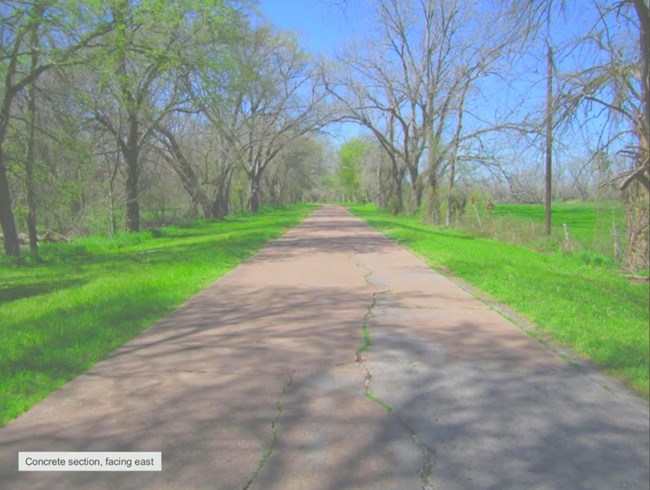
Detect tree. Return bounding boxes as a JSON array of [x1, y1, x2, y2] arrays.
[[87, 0, 236, 232], [263, 135, 326, 205], [187, 18, 255, 218], [337, 138, 366, 201], [324, 0, 429, 211], [554, 0, 648, 268], [152, 122, 213, 218], [194, 26, 327, 213], [326, 0, 521, 219], [0, 1, 114, 256], [503, 0, 649, 269]]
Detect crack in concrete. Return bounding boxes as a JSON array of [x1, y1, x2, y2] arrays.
[[351, 254, 437, 490], [242, 370, 294, 490], [356, 291, 378, 360], [393, 412, 436, 490]]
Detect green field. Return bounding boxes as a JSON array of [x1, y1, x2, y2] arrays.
[[350, 204, 649, 399], [484, 201, 626, 263], [0, 205, 315, 426]]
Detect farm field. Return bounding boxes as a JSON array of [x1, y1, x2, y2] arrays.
[[350, 204, 649, 399], [0, 205, 315, 426]]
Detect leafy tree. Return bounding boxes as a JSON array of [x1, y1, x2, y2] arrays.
[[0, 1, 114, 256], [337, 138, 366, 202], [87, 0, 239, 232]]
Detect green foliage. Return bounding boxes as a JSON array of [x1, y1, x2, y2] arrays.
[[0, 204, 315, 426], [350, 204, 649, 399], [337, 138, 367, 202]]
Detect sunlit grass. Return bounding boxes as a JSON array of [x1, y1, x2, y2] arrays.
[[0, 205, 315, 426], [350, 204, 649, 399], [485, 201, 626, 263]]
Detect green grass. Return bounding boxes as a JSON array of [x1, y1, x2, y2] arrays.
[[486, 201, 625, 262], [492, 200, 622, 235], [0, 204, 315, 426], [350, 204, 649, 399]]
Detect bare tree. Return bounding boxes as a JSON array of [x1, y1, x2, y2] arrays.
[[325, 0, 523, 220], [502, 0, 648, 268], [324, 0, 429, 211], [558, 0, 649, 269]]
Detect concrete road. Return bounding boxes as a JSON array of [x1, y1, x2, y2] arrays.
[[0, 206, 648, 489]]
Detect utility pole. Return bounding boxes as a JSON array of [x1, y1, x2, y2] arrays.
[[545, 42, 553, 236]]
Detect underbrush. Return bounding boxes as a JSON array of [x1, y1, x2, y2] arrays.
[[452, 201, 628, 269]]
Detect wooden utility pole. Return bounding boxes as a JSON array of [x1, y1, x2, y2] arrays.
[[545, 43, 553, 236]]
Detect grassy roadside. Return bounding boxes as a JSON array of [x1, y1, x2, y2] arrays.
[[349, 204, 649, 399], [0, 204, 316, 426]]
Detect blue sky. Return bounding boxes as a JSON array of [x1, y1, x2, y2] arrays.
[[256, 0, 375, 142], [254, 0, 627, 163], [257, 0, 355, 56]]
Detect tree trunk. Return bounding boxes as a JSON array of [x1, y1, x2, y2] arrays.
[[389, 170, 403, 214], [107, 150, 119, 236], [212, 192, 227, 219], [0, 89, 20, 256], [426, 172, 441, 225], [125, 117, 140, 232], [195, 193, 211, 219], [125, 159, 139, 232], [544, 43, 553, 236], [223, 172, 232, 216], [0, 148, 20, 256], [385, 152, 403, 214], [249, 173, 262, 213], [26, 50, 38, 253], [634, 0, 649, 167], [209, 166, 234, 219], [375, 155, 384, 207], [108, 180, 116, 235], [624, 182, 649, 271], [409, 168, 422, 209], [154, 125, 213, 219], [624, 1, 649, 270], [425, 125, 440, 224], [24, 15, 41, 253], [445, 157, 456, 227]]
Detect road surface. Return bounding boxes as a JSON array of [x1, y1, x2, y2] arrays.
[[1, 206, 648, 489]]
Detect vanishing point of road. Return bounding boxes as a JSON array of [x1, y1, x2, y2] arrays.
[[1, 206, 648, 489]]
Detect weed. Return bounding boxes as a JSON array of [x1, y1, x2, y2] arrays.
[[365, 390, 393, 413]]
